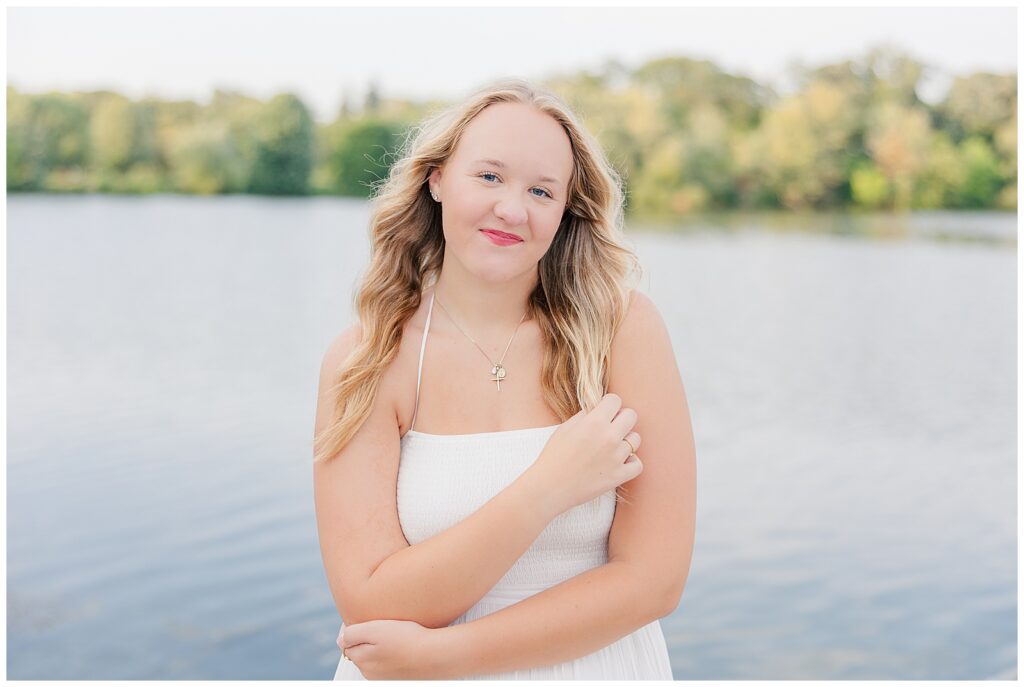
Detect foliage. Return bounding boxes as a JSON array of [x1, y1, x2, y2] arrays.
[[7, 47, 1016, 212], [247, 94, 315, 195], [318, 119, 406, 197]]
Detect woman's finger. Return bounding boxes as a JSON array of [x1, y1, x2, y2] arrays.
[[618, 431, 641, 460], [623, 452, 643, 478], [345, 642, 372, 664], [340, 622, 368, 648], [624, 431, 641, 453]]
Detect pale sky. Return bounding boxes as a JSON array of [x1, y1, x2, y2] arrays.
[[7, 6, 1018, 123]]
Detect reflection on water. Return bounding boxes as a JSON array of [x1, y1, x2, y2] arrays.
[[7, 195, 1016, 679], [633, 209, 1017, 247]]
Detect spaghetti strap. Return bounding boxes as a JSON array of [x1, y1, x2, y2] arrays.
[[410, 291, 434, 431]]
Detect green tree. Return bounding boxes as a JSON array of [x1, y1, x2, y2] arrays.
[[629, 133, 689, 215], [207, 89, 265, 191], [321, 118, 404, 197], [864, 101, 931, 209], [955, 136, 1004, 207], [90, 94, 138, 173], [992, 98, 1017, 208], [632, 56, 767, 131], [247, 94, 315, 195], [913, 131, 963, 208], [796, 58, 875, 115], [8, 90, 91, 190], [7, 87, 40, 189], [168, 121, 247, 194], [737, 80, 857, 209], [939, 72, 1016, 141], [850, 163, 890, 208], [678, 103, 736, 206], [863, 45, 926, 106], [35, 93, 91, 168]]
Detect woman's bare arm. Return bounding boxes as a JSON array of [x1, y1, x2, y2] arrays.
[[314, 326, 564, 630], [433, 290, 696, 677], [437, 560, 672, 677]]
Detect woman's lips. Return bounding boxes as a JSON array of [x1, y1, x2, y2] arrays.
[[480, 229, 523, 246]]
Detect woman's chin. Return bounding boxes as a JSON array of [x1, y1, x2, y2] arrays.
[[467, 259, 526, 283], [459, 249, 525, 280], [476, 268, 522, 283]]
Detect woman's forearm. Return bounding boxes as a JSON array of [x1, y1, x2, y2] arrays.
[[434, 560, 672, 678], [349, 467, 562, 629]]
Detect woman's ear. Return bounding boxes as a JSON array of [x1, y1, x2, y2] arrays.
[[428, 167, 442, 195]]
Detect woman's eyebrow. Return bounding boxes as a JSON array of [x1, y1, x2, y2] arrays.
[[472, 158, 561, 186]]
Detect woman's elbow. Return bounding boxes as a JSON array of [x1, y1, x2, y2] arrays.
[[657, 574, 688, 618], [342, 597, 457, 629]]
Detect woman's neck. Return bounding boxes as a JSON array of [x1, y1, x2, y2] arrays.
[[430, 268, 537, 341]]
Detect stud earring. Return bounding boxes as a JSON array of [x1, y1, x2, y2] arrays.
[[430, 189, 439, 202]]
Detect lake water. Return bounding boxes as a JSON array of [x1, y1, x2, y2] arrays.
[[6, 195, 1016, 679]]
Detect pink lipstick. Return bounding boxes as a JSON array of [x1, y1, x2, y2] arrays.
[[480, 229, 523, 246]]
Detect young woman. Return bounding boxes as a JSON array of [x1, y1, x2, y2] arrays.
[[313, 79, 696, 680]]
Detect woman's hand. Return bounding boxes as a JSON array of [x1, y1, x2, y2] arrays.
[[339, 619, 456, 680], [527, 393, 643, 516]]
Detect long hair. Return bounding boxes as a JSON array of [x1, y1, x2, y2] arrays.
[[313, 78, 642, 465]]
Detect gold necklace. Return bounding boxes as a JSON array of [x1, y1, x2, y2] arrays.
[[432, 292, 528, 391]]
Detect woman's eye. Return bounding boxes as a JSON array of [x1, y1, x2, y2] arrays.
[[479, 173, 552, 199]]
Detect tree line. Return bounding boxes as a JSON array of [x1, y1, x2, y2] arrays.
[[7, 46, 1016, 214]]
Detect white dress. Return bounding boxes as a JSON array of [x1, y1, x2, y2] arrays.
[[333, 293, 673, 680]]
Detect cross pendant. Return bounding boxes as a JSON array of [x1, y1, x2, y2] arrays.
[[490, 363, 507, 391]]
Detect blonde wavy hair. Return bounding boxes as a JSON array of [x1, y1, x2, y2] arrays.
[[313, 78, 643, 467]]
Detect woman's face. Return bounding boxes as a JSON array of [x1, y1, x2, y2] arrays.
[[428, 102, 574, 284]]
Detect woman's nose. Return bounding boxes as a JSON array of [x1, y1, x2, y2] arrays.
[[493, 195, 528, 226]]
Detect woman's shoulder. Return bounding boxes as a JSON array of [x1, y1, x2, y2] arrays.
[[622, 289, 664, 333], [611, 289, 671, 361], [320, 322, 362, 375], [320, 311, 423, 403], [322, 299, 425, 370]]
